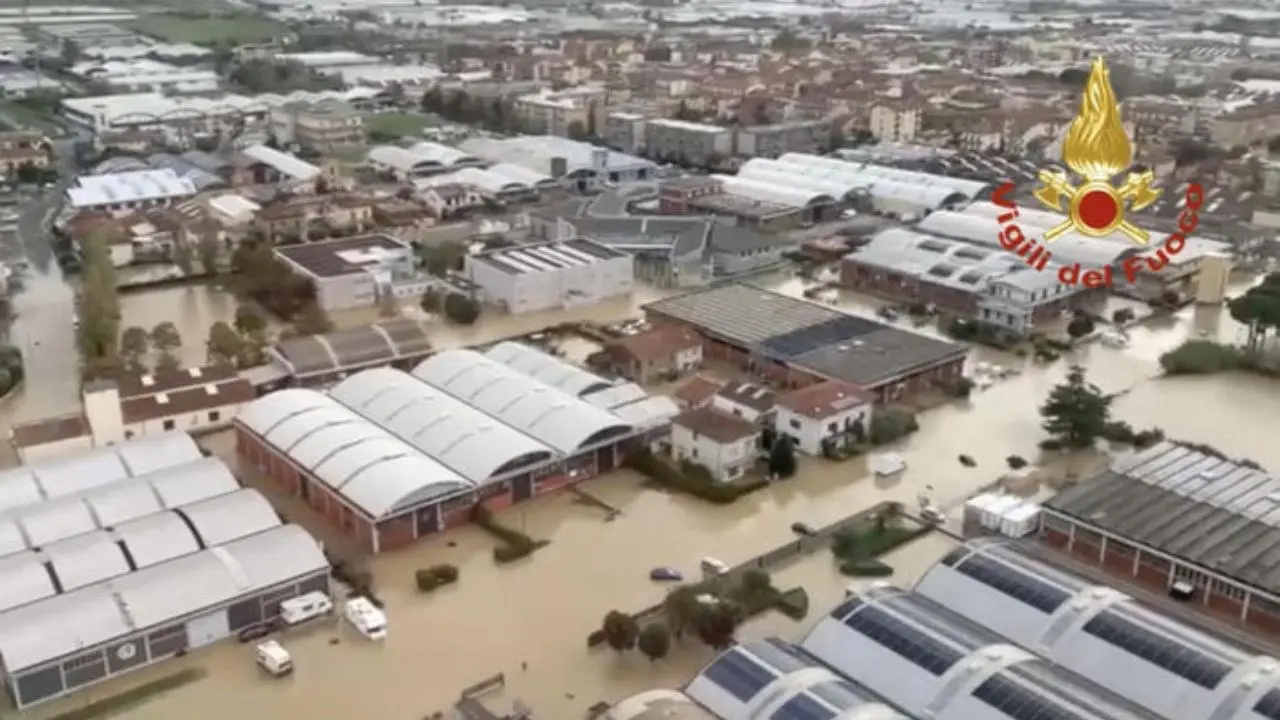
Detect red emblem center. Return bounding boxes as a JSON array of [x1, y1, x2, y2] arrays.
[[1078, 190, 1119, 230]]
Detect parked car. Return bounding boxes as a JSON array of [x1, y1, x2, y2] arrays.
[[791, 522, 817, 536], [649, 567, 683, 582]]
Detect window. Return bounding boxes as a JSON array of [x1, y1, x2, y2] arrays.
[[124, 430, 135, 439], [163, 419, 175, 431], [827, 422, 837, 433], [842, 605, 964, 675], [771, 694, 836, 720], [1081, 611, 1231, 689], [700, 650, 777, 701], [208, 411, 221, 423], [953, 554, 1071, 613], [789, 418, 801, 430], [971, 674, 1087, 720]]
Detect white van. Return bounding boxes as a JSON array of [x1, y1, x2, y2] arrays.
[[255, 640, 293, 676], [700, 557, 731, 578], [280, 591, 333, 626], [344, 597, 387, 641]]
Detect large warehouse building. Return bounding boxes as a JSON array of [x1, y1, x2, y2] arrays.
[[235, 342, 677, 552], [0, 434, 330, 709], [1037, 440, 1280, 642], [464, 238, 635, 315], [656, 540, 1280, 720], [642, 283, 967, 403]]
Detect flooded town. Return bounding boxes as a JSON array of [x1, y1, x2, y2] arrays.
[[1, 0, 1280, 719]]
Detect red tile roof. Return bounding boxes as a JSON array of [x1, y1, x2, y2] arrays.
[[672, 375, 722, 407], [673, 406, 759, 444], [611, 325, 701, 364], [776, 380, 873, 420]]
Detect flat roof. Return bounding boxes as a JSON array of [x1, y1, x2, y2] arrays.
[[643, 284, 965, 388], [274, 234, 410, 279], [1047, 441, 1280, 594], [273, 318, 434, 377], [470, 239, 625, 276]]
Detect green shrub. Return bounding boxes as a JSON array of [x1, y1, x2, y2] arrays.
[[1159, 340, 1246, 375], [773, 587, 810, 620], [839, 559, 894, 577], [947, 377, 975, 399], [1005, 455, 1028, 470], [415, 564, 460, 592], [869, 408, 919, 446], [493, 544, 534, 563], [472, 506, 544, 564]]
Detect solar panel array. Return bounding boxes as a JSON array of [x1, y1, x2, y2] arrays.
[[840, 602, 965, 676], [952, 553, 1073, 614], [972, 674, 1090, 720], [1080, 612, 1232, 689]]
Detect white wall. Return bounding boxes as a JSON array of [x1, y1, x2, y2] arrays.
[[124, 400, 246, 439], [774, 402, 872, 456], [710, 395, 766, 424], [467, 253, 634, 315], [317, 273, 377, 311], [16, 435, 94, 464], [671, 423, 756, 482]]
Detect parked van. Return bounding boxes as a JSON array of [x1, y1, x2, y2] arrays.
[[255, 640, 293, 676], [280, 591, 333, 626], [344, 597, 387, 640], [700, 557, 730, 578]]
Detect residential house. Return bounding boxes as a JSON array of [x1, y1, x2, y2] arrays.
[[734, 120, 829, 158], [644, 119, 733, 165], [672, 375, 722, 410], [0, 129, 51, 176], [270, 100, 366, 153], [603, 325, 703, 383], [419, 183, 483, 219], [95, 129, 164, 155], [869, 102, 919, 143], [710, 381, 777, 425], [372, 199, 437, 243], [774, 380, 874, 457], [670, 406, 760, 483], [254, 193, 374, 242]]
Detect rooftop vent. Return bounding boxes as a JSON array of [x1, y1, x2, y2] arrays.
[[156, 393, 169, 405], [140, 375, 155, 387], [204, 385, 218, 396], [189, 367, 202, 378]]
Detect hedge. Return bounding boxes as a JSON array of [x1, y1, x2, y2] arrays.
[[472, 505, 547, 564], [626, 449, 765, 503], [415, 564, 460, 592]]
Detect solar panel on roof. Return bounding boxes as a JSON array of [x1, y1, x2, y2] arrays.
[[829, 596, 864, 619], [842, 604, 964, 675], [759, 316, 883, 360], [1081, 612, 1231, 689], [1254, 688, 1280, 720], [809, 680, 868, 709], [954, 554, 1072, 613], [771, 694, 837, 720], [972, 675, 1088, 720], [701, 649, 778, 701]]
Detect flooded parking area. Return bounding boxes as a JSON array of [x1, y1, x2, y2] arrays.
[[11, 268, 1280, 719]]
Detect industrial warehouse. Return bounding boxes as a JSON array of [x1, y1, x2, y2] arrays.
[[0, 433, 329, 709], [1039, 441, 1280, 640], [234, 341, 678, 552], [642, 283, 968, 402], [629, 540, 1280, 720]]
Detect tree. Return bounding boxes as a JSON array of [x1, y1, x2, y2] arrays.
[[150, 322, 182, 356], [1228, 274, 1280, 351], [768, 435, 797, 478], [206, 322, 244, 366], [293, 302, 333, 336], [443, 293, 480, 325], [567, 119, 588, 141], [420, 287, 443, 313], [1039, 365, 1111, 450], [663, 585, 701, 640], [15, 163, 39, 185], [155, 352, 181, 372], [234, 305, 267, 337], [120, 326, 150, 370], [637, 623, 671, 661], [1066, 314, 1095, 339], [196, 237, 221, 275], [419, 242, 467, 276], [172, 241, 195, 276], [601, 610, 639, 652], [740, 570, 773, 600], [692, 601, 740, 649]]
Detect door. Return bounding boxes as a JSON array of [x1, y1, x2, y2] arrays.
[[186, 610, 232, 649]]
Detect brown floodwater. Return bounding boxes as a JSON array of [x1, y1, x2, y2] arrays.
[[13, 274, 1280, 720]]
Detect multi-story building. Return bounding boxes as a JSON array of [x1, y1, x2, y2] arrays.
[[1211, 102, 1280, 148], [269, 100, 364, 153], [869, 102, 920, 143], [512, 86, 608, 136], [71, 59, 221, 94], [643, 119, 733, 165], [733, 120, 828, 158], [605, 111, 647, 154], [0, 130, 50, 177], [275, 234, 425, 312]]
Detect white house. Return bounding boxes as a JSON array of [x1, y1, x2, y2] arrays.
[[670, 407, 759, 483], [773, 380, 874, 456], [10, 365, 256, 463], [710, 381, 777, 425]]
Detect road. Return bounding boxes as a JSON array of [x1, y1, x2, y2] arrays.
[[2, 138, 82, 423]]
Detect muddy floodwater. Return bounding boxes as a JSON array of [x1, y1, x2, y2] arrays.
[[14, 275, 1280, 720]]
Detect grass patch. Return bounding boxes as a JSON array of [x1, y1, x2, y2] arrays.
[[47, 668, 206, 720], [366, 112, 436, 138], [831, 511, 931, 576], [772, 587, 810, 620], [130, 14, 286, 44], [0, 101, 61, 134]]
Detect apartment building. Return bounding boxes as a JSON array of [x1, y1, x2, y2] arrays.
[[869, 102, 920, 143], [734, 120, 828, 158], [0, 130, 50, 176], [512, 86, 608, 136], [270, 100, 365, 153], [605, 111, 647, 153], [644, 119, 733, 165], [1211, 102, 1280, 148]]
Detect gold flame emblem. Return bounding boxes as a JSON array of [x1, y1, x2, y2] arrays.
[[1033, 56, 1161, 244]]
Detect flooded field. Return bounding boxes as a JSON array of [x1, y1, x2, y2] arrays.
[[11, 270, 1280, 719]]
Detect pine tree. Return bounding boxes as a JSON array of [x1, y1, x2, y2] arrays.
[[1039, 365, 1111, 449]]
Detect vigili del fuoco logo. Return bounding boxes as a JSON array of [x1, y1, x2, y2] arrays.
[[992, 56, 1204, 288]]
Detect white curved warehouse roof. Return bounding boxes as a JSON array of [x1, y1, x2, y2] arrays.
[[367, 145, 435, 173], [776, 153, 989, 198], [0, 488, 281, 613], [0, 432, 201, 515], [686, 638, 908, 720], [237, 389, 473, 519], [328, 368, 556, 482], [488, 162, 556, 187], [413, 349, 632, 455], [407, 141, 479, 167], [802, 586, 1160, 720], [738, 158, 858, 199], [914, 541, 1275, 720], [485, 341, 613, 397], [606, 690, 716, 720], [711, 174, 833, 208], [917, 210, 1137, 268], [0, 457, 240, 557], [0, 524, 326, 673]]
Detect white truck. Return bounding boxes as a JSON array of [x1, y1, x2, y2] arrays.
[[279, 591, 333, 626], [255, 640, 293, 677], [344, 597, 387, 641]]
